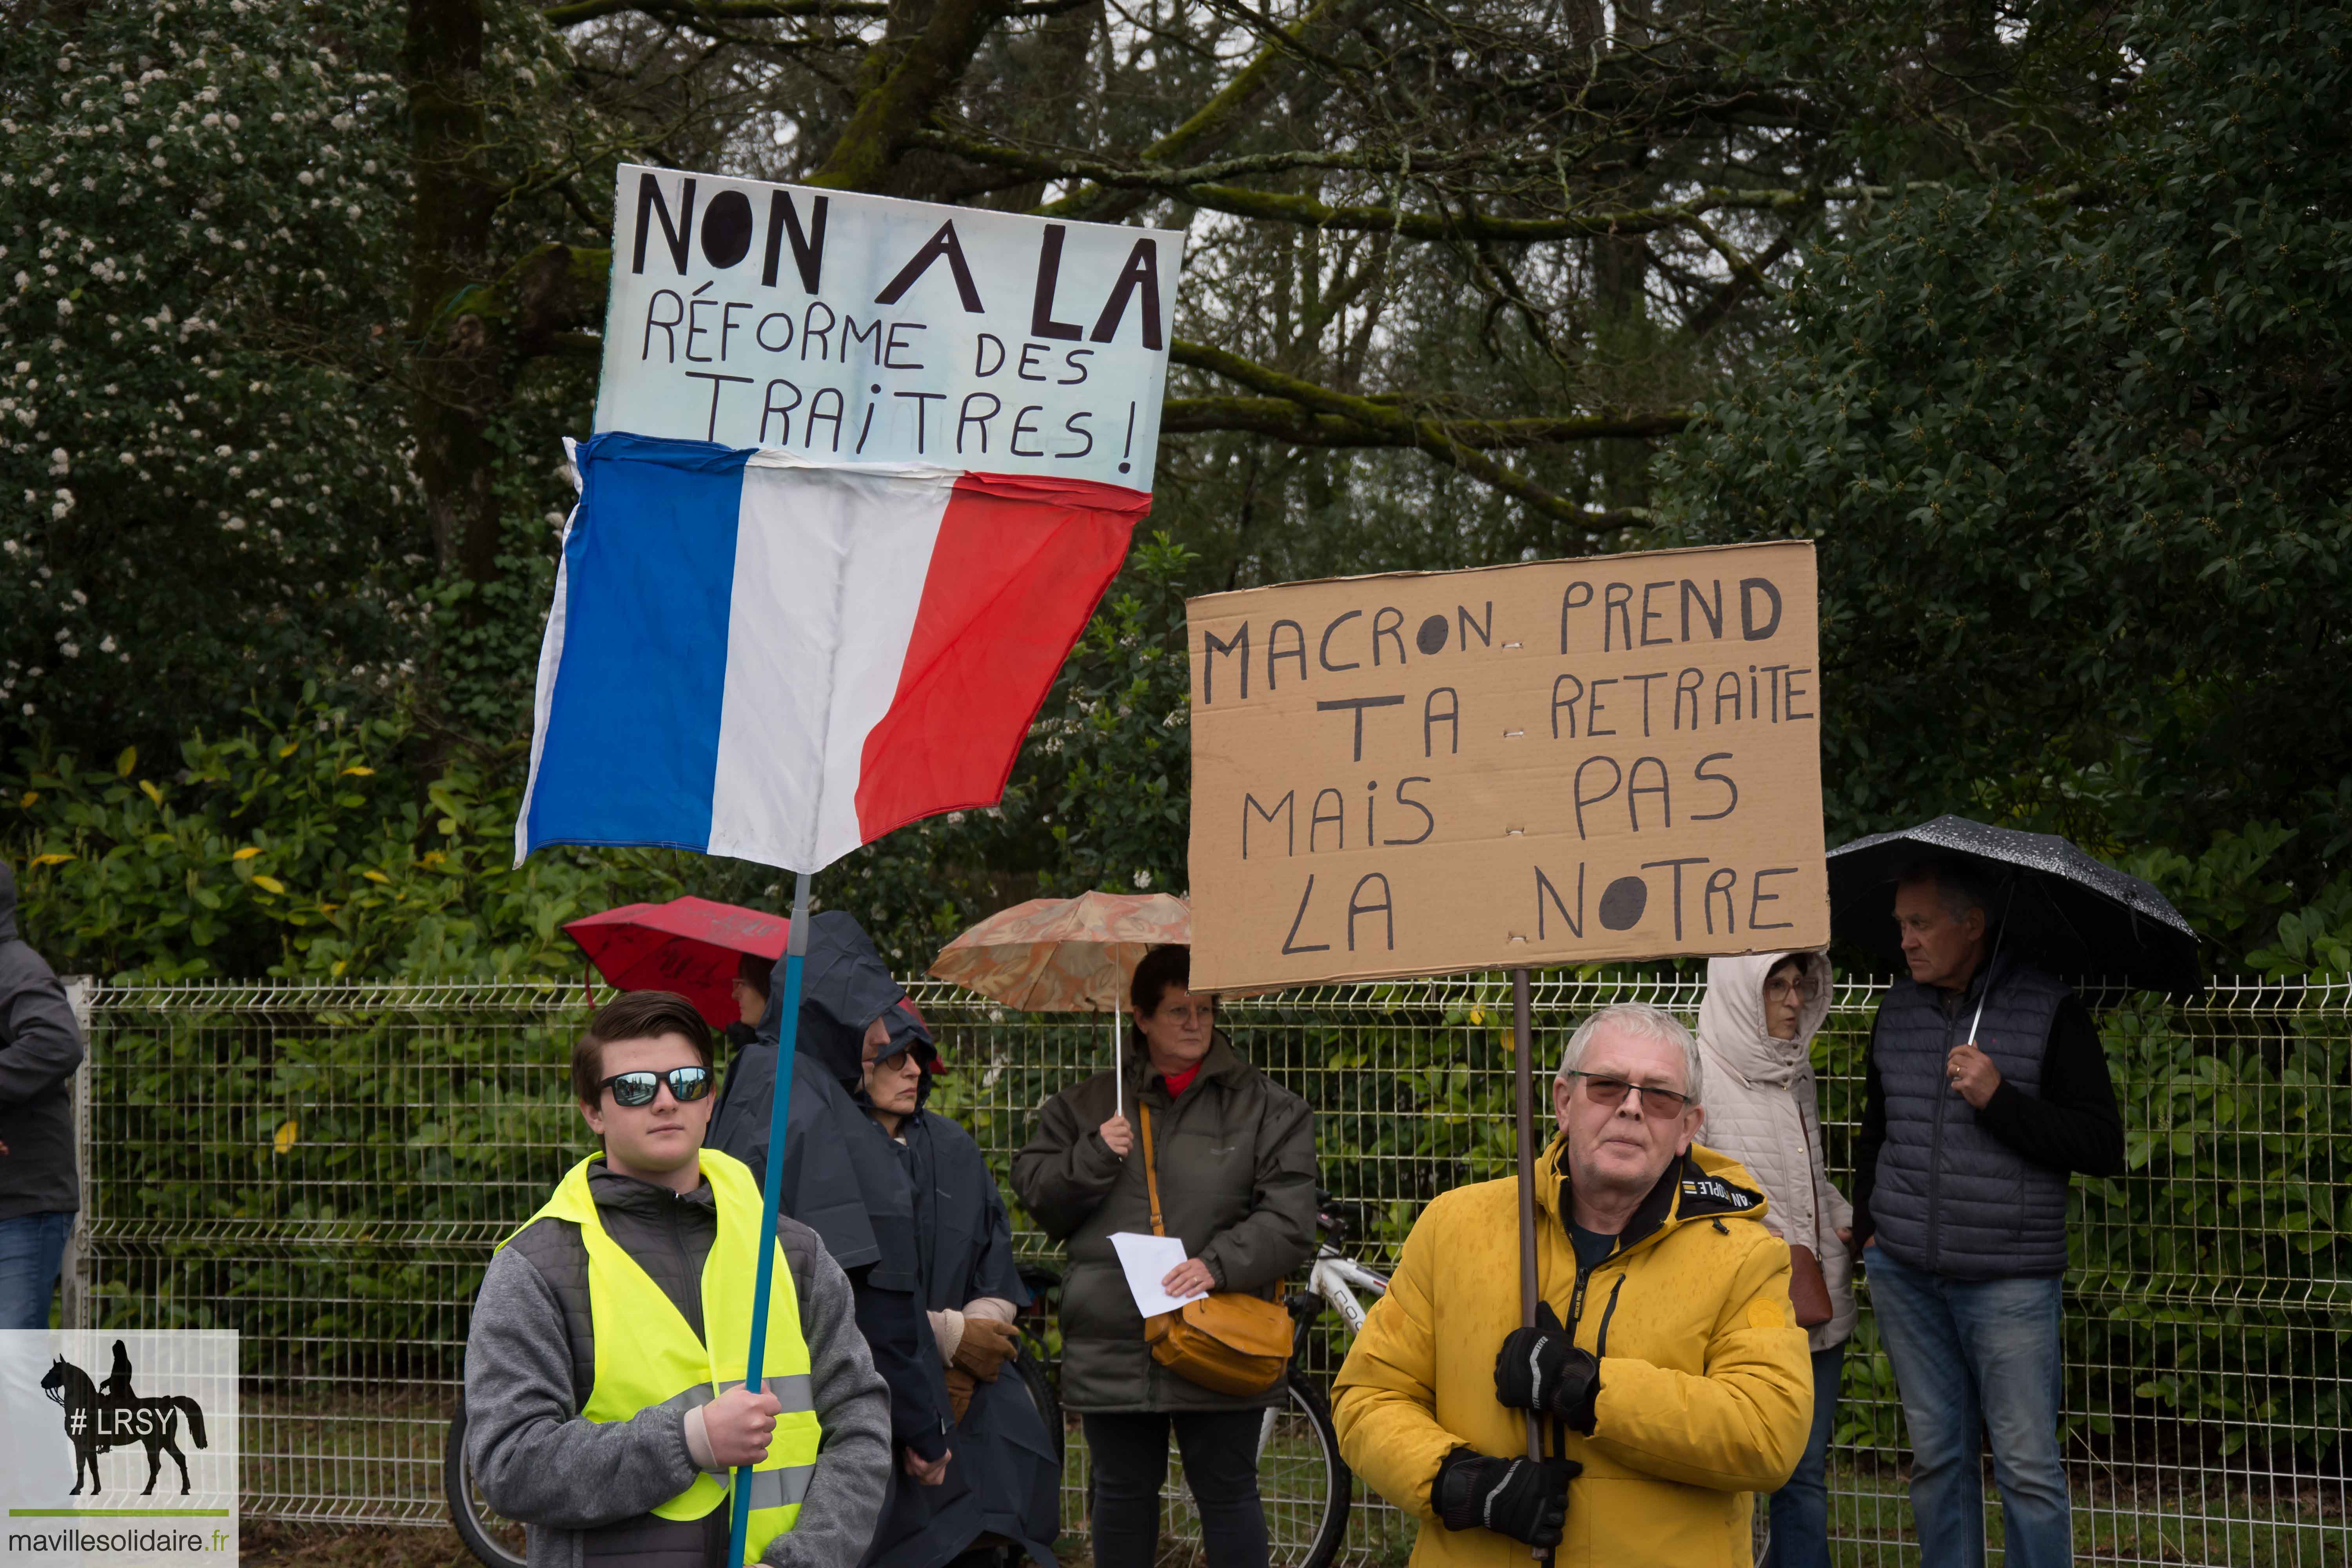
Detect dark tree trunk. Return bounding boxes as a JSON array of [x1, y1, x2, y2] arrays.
[[403, 0, 504, 588]]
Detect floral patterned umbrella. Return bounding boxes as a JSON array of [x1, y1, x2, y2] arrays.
[[928, 890, 1191, 1118]]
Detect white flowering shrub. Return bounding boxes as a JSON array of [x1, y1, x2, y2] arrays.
[[0, 2, 419, 744]]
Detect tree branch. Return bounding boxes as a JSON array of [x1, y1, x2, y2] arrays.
[[1683, 220, 1805, 340], [1171, 339, 1684, 527], [542, 0, 1081, 29], [1041, 0, 1338, 221], [543, 0, 887, 24], [921, 130, 1867, 240], [1163, 395, 1688, 447], [444, 242, 613, 357], [1139, 0, 1335, 168], [807, 0, 1007, 192]]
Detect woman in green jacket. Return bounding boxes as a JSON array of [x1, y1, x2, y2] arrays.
[[1012, 945, 1317, 1568]]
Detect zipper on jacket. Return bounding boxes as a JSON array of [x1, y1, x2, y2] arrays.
[[668, 1190, 699, 1336], [1926, 996, 1958, 1271], [1594, 1275, 1626, 1357]]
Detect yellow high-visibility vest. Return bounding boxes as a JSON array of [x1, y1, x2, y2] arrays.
[[506, 1149, 822, 1563]]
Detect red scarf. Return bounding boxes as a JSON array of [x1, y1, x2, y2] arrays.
[[1161, 1062, 1203, 1098]]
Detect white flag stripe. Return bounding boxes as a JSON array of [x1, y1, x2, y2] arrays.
[[705, 461, 953, 869], [512, 444, 583, 867]]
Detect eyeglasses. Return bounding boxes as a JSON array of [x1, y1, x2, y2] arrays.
[[598, 1065, 713, 1107], [1564, 1071, 1693, 1117]]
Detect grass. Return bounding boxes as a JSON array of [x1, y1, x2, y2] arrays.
[[1823, 1457, 2350, 1568], [240, 1521, 470, 1568]]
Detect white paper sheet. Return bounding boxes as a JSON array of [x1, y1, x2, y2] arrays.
[[1109, 1231, 1208, 1317]]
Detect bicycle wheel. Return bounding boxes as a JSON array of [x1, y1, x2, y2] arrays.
[[1157, 1370, 1351, 1568], [444, 1397, 529, 1568]]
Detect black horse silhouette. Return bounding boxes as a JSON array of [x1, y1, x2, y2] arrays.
[[39, 1349, 209, 1495]]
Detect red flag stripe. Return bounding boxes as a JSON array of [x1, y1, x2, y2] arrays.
[[851, 473, 1149, 844]]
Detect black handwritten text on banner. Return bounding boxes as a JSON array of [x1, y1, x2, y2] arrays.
[[596, 165, 1185, 490], [1184, 543, 1828, 992]]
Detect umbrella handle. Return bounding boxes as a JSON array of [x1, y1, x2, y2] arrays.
[[1964, 881, 2021, 1049], [1114, 1008, 1122, 1123]]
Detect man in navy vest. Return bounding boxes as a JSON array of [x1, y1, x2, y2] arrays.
[[1852, 859, 2123, 1568]]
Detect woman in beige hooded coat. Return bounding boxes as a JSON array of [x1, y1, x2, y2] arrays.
[[1695, 950, 1852, 1568]]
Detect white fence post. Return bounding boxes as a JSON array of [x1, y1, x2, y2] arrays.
[[60, 973, 94, 1334]]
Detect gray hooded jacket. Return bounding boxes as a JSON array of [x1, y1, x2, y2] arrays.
[[464, 1164, 891, 1568], [0, 861, 84, 1220], [1694, 951, 1855, 1352]]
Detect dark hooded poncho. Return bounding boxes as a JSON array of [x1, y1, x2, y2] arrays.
[[866, 1062, 1060, 1568], [706, 911, 955, 1467], [708, 909, 1059, 1566]]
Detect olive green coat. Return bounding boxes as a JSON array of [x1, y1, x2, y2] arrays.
[[1012, 1034, 1316, 1412]]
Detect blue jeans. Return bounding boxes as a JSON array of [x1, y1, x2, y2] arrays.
[[1864, 1245, 2071, 1568], [0, 1211, 71, 1330], [1763, 1343, 1844, 1568]]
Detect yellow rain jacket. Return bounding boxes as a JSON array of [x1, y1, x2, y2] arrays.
[[1333, 1137, 1813, 1567]]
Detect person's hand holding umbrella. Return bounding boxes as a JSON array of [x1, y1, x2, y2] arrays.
[[1946, 1042, 2002, 1108], [1096, 1112, 1133, 1158]]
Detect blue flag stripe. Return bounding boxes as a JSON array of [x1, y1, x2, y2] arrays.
[[525, 434, 750, 856]]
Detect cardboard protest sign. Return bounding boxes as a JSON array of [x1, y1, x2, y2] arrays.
[[1185, 543, 1828, 991], [596, 164, 1186, 490]]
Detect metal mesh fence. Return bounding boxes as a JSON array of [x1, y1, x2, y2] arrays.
[[75, 975, 2352, 1565]]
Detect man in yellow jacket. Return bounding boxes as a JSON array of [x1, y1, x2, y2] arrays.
[[1334, 1001, 1813, 1566]]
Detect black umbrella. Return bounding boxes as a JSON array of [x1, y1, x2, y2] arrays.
[[1827, 814, 2201, 995]]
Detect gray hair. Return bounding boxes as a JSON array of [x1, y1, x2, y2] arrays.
[[1555, 1001, 1704, 1107], [1896, 856, 1996, 923]]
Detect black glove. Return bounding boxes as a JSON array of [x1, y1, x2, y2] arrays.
[[1433, 1446, 1580, 1546], [1494, 1301, 1601, 1435]]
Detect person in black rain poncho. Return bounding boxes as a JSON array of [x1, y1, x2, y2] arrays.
[[708, 911, 1054, 1567], [857, 1003, 1060, 1568]]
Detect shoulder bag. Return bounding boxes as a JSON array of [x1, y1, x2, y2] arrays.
[[1136, 1100, 1293, 1396], [1786, 1242, 1833, 1327]]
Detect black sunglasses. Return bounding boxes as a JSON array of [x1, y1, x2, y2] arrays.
[[1564, 1071, 1694, 1117], [598, 1065, 713, 1107]]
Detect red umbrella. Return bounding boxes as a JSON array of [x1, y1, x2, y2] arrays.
[[564, 896, 790, 1029]]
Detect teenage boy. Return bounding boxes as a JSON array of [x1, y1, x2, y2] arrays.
[[465, 991, 891, 1568]]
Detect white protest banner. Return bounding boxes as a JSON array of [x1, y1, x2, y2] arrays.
[[1185, 543, 1829, 993], [595, 165, 1187, 490]]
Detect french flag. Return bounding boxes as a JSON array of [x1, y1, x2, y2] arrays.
[[517, 432, 1146, 873]]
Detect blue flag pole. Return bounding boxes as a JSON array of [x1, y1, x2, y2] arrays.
[[729, 869, 811, 1566]]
